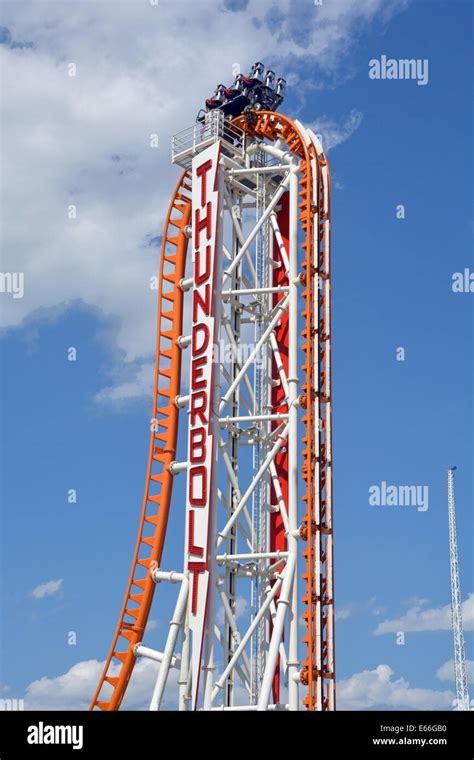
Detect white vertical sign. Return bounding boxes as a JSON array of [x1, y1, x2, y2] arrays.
[[185, 142, 223, 709]]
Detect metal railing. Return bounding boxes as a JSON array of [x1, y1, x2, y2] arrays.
[[172, 110, 246, 169]]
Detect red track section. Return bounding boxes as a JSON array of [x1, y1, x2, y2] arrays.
[[270, 190, 290, 703]]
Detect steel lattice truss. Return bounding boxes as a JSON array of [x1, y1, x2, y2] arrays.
[[91, 110, 335, 711], [447, 468, 470, 711]]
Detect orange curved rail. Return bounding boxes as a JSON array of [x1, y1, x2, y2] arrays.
[[90, 172, 191, 710]]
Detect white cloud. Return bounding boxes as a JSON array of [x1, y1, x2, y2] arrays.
[[336, 607, 352, 621], [436, 659, 474, 686], [22, 656, 180, 711], [336, 596, 384, 621], [308, 109, 363, 152], [374, 593, 474, 635], [24, 659, 105, 711], [30, 579, 63, 600], [0, 0, 408, 400], [338, 664, 455, 710], [94, 361, 155, 404], [20, 655, 455, 711]]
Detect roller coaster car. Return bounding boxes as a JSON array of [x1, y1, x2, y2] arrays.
[[200, 61, 286, 121]]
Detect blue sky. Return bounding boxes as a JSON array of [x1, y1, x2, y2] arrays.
[[0, 0, 472, 710]]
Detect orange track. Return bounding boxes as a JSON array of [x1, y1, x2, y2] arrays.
[[91, 112, 334, 710], [90, 172, 191, 710]]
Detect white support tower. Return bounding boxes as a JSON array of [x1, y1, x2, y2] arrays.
[[447, 467, 470, 711], [167, 113, 304, 711]]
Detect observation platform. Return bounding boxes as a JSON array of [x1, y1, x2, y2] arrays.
[[172, 110, 246, 171]]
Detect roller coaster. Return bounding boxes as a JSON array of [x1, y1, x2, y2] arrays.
[[91, 62, 335, 711]]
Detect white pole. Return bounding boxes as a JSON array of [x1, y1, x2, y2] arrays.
[[178, 606, 191, 711], [134, 644, 179, 668], [287, 164, 300, 710], [149, 576, 189, 710], [257, 553, 296, 710]]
